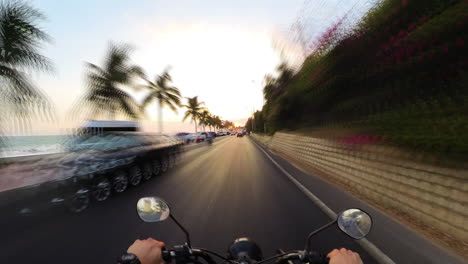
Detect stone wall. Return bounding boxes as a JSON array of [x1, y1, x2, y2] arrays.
[[252, 132, 468, 243]]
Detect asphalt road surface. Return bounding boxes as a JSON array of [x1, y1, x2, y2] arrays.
[[0, 136, 464, 264]]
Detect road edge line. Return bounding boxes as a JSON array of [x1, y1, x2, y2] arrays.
[[250, 138, 396, 264]]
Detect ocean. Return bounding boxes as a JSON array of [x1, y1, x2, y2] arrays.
[[0, 135, 68, 157]]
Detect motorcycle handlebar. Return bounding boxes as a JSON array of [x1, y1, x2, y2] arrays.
[[273, 251, 329, 264], [162, 247, 328, 264], [161, 247, 217, 264], [162, 249, 171, 262]]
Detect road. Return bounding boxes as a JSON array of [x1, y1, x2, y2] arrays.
[[0, 136, 464, 264]]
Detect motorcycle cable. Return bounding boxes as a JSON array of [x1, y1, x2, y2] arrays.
[[194, 248, 238, 264], [255, 251, 299, 264]]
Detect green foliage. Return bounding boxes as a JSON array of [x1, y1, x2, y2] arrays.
[[256, 0, 468, 156]]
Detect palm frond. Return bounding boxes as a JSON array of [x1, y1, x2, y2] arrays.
[[182, 112, 191, 121], [0, 1, 54, 125], [141, 90, 157, 108], [74, 43, 142, 119]]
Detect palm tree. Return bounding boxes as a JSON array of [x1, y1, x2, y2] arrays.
[[0, 1, 53, 130], [213, 115, 222, 132], [182, 96, 205, 133], [141, 68, 181, 134], [199, 110, 211, 132], [75, 43, 144, 120]]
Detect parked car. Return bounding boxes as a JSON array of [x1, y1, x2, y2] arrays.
[[190, 132, 206, 142], [176, 132, 191, 144], [207, 132, 216, 138]]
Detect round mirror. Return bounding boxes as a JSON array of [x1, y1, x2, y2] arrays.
[[137, 197, 170, 222], [337, 209, 372, 239]]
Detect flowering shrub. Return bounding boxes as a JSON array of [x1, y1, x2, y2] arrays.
[[260, 0, 468, 156]]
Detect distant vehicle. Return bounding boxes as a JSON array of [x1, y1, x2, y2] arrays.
[[176, 132, 191, 144], [230, 131, 236, 136], [237, 132, 244, 137], [207, 132, 216, 138], [242, 131, 247, 135], [192, 133, 206, 142]]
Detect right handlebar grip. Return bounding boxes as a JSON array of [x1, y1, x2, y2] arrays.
[[316, 255, 329, 264], [320, 257, 329, 264], [307, 252, 329, 264]]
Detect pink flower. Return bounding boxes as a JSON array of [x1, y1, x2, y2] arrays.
[[398, 30, 407, 38]]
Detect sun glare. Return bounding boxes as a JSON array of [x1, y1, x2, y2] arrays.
[[132, 22, 280, 123]]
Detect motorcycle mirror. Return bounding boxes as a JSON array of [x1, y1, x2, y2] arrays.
[[137, 197, 170, 222], [305, 208, 372, 252], [136, 196, 192, 248], [337, 208, 372, 239]]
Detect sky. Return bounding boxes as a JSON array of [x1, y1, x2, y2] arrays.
[[14, 0, 376, 135]]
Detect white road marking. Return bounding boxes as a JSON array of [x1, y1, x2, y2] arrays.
[[250, 138, 396, 264]]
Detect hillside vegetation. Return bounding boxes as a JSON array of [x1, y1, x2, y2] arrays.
[[248, 0, 468, 158]]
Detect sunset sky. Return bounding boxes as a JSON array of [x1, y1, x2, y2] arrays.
[[17, 0, 374, 135]]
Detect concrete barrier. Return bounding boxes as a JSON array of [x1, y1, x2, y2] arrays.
[[252, 132, 468, 244]]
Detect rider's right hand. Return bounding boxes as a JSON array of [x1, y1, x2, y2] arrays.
[[327, 248, 363, 264], [127, 238, 166, 264]]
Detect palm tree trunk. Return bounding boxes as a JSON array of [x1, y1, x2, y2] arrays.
[[194, 118, 198, 133], [158, 103, 163, 134]]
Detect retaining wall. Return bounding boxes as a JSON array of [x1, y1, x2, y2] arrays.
[[252, 132, 468, 243]]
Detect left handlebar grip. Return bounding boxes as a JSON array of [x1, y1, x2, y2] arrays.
[[162, 249, 172, 262]]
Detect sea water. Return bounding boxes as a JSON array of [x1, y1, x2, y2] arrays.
[[0, 135, 68, 157]]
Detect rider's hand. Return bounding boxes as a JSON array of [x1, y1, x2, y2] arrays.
[[327, 248, 363, 264], [127, 238, 165, 264]]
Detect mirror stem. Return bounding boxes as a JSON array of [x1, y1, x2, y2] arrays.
[[170, 214, 192, 248], [305, 220, 337, 252]]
